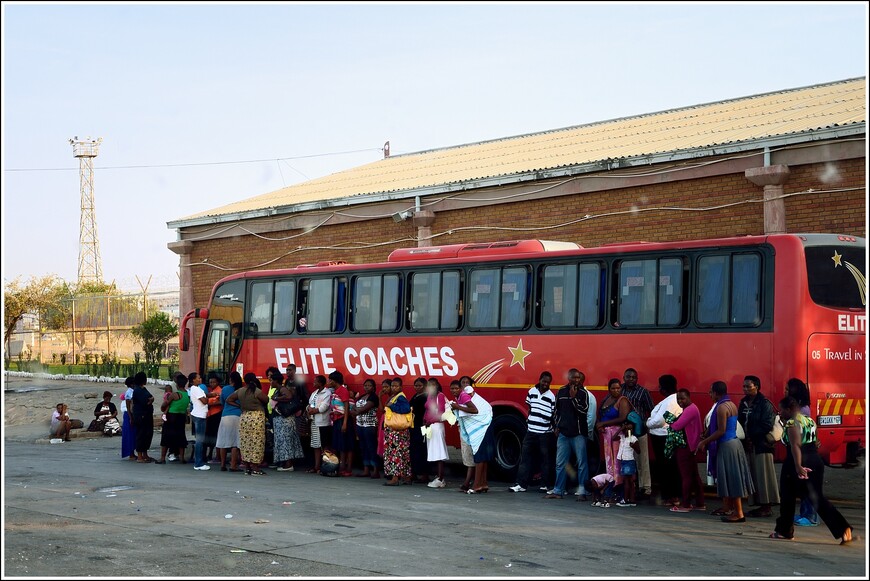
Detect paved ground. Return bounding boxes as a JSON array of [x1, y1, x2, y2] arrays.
[[3, 376, 867, 578]]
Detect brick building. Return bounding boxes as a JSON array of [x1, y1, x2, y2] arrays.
[[168, 78, 866, 371]]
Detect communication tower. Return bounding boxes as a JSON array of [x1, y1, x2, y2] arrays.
[[70, 136, 104, 283]]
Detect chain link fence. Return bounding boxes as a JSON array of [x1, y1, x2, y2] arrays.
[[8, 289, 180, 377]]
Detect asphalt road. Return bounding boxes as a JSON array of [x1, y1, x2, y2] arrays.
[[4, 441, 866, 578], [3, 380, 867, 578]]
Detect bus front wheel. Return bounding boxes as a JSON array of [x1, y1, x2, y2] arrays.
[[492, 413, 526, 480]]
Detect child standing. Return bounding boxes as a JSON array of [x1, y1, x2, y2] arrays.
[[613, 420, 640, 507], [586, 473, 616, 507]]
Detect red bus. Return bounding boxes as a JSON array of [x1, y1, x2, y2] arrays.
[[180, 233, 866, 473]]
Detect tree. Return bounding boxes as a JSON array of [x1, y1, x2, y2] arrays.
[[3, 275, 70, 366], [131, 312, 178, 375]]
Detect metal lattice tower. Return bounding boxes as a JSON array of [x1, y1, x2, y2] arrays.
[[70, 136, 104, 284]]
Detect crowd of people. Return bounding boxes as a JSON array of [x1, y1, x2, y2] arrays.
[[71, 365, 852, 546]]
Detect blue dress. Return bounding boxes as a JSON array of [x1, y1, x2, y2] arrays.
[[120, 389, 136, 459]]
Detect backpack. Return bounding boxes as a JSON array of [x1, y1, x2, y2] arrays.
[[627, 409, 645, 437]]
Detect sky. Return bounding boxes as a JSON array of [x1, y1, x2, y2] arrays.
[[2, 2, 868, 292]]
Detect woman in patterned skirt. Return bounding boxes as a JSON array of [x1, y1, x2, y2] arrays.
[[226, 372, 269, 475], [383, 377, 412, 486], [270, 371, 304, 472]]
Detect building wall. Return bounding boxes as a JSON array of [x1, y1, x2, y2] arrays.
[[186, 158, 865, 310]]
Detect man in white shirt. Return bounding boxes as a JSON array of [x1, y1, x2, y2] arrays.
[[646, 374, 683, 504], [189, 374, 210, 470]]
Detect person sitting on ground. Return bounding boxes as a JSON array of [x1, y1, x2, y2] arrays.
[[93, 391, 121, 436], [51, 403, 73, 441]]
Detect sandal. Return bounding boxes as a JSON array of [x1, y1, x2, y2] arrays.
[[250, 470, 267, 476], [669, 505, 692, 513], [154, 460, 166, 464], [710, 507, 731, 516], [840, 527, 854, 545], [769, 532, 794, 540]]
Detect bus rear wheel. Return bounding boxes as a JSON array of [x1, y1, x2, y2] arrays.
[[491, 413, 526, 480]]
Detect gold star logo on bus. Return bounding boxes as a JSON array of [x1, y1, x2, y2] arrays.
[[508, 339, 532, 370], [832, 250, 843, 267]]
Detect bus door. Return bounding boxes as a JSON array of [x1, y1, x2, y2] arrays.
[[202, 320, 234, 385]]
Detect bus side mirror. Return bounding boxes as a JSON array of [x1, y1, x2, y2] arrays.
[[182, 328, 190, 352]]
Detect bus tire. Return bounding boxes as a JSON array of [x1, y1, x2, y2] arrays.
[[491, 413, 526, 480]]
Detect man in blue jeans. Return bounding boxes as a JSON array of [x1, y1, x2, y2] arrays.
[[545, 369, 596, 501], [188, 376, 210, 471]]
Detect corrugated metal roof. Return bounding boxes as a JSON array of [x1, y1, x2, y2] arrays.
[[179, 78, 865, 222]]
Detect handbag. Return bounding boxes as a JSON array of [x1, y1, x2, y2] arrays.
[[384, 395, 414, 430], [765, 414, 784, 446]]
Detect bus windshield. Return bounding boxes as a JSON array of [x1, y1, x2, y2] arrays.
[[805, 245, 866, 309]]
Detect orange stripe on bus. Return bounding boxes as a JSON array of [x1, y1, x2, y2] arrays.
[[844, 399, 854, 416], [822, 400, 833, 415], [854, 400, 864, 415], [833, 400, 844, 415]]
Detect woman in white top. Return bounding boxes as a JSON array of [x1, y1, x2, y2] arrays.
[[306, 374, 333, 473]]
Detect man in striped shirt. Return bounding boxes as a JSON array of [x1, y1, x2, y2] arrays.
[[621, 368, 654, 498], [510, 371, 556, 493]]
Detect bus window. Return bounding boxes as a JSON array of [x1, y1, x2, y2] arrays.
[[541, 264, 577, 327], [249, 281, 273, 334], [469, 269, 500, 329], [441, 271, 461, 330], [697, 253, 761, 326], [805, 245, 866, 309], [658, 258, 684, 325], [617, 257, 685, 327], [409, 271, 461, 331], [697, 255, 728, 324], [306, 277, 347, 333], [731, 254, 761, 324], [501, 267, 529, 329], [541, 263, 602, 328], [382, 275, 401, 332], [273, 280, 296, 334], [618, 260, 656, 326], [352, 274, 401, 333], [469, 267, 529, 330]]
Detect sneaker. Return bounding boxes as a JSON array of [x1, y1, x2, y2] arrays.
[[539, 486, 549, 492], [546, 489, 556, 495], [795, 517, 819, 527], [276, 466, 295, 472], [193, 465, 211, 471], [591, 501, 601, 507], [427, 478, 443, 488], [616, 501, 636, 507], [509, 484, 526, 493], [167, 454, 177, 462], [601, 502, 611, 508]]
